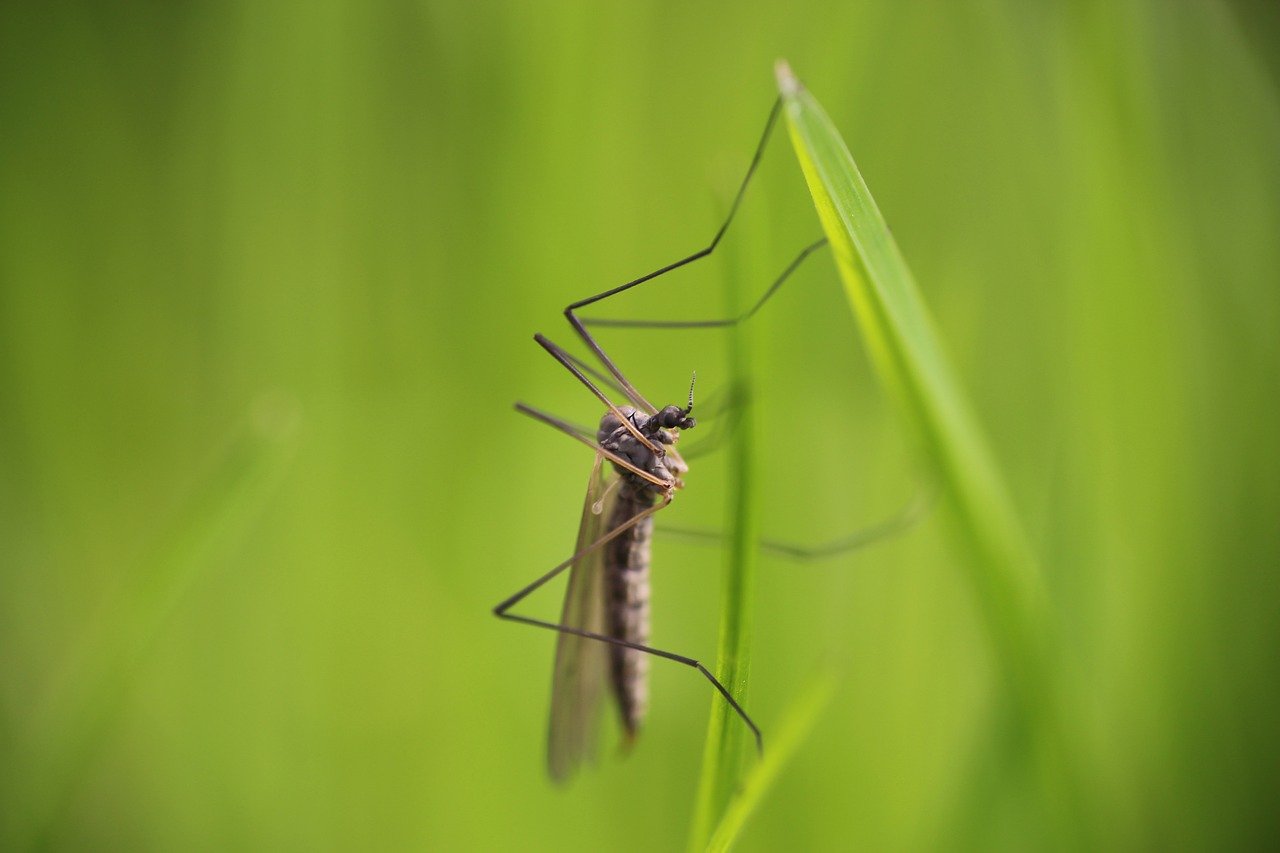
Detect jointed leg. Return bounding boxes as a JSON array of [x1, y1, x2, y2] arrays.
[[514, 402, 667, 489], [493, 612, 761, 755], [583, 237, 829, 330], [659, 488, 935, 561], [492, 497, 763, 753], [563, 98, 787, 405], [533, 333, 664, 457]]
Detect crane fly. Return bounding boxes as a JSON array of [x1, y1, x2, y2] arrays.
[[491, 96, 802, 783], [547, 381, 704, 778], [499, 336, 761, 783], [494, 94, 920, 781]]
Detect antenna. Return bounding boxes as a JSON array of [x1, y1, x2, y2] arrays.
[[685, 371, 697, 414]]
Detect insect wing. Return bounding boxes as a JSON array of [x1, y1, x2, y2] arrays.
[[546, 454, 614, 781]]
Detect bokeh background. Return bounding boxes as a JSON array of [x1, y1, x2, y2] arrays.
[[3, 1, 1278, 849]]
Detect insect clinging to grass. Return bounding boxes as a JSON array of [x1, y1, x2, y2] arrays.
[[494, 92, 923, 781]]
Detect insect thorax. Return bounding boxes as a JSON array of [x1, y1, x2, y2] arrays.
[[597, 406, 689, 489]]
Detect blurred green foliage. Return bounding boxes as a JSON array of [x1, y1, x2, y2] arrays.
[[2, 1, 1278, 849]]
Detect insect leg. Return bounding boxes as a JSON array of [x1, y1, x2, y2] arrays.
[[499, 609, 763, 755], [554, 345, 635, 406], [514, 402, 668, 489], [563, 97, 786, 405], [493, 495, 763, 754], [533, 333, 665, 458], [493, 495, 666, 619], [582, 237, 829, 330], [659, 488, 935, 562], [513, 403, 592, 444]]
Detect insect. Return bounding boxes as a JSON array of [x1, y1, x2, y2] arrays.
[[494, 96, 919, 781]]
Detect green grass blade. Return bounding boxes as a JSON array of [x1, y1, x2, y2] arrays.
[[775, 60, 1079, 834], [688, 216, 762, 852], [706, 671, 836, 853]]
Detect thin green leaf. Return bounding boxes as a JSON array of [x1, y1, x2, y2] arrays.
[[688, 214, 763, 851], [775, 60, 1081, 835], [706, 671, 836, 853]]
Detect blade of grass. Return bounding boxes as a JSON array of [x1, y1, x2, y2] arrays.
[[688, 208, 762, 851], [774, 60, 1083, 838], [706, 670, 837, 853]]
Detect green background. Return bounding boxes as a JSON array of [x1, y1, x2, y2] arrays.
[[2, 1, 1278, 849]]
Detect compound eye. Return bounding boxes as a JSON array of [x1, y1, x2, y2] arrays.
[[681, 416, 696, 430], [657, 405, 683, 428]]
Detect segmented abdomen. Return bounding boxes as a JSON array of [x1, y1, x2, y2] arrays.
[[605, 485, 654, 737]]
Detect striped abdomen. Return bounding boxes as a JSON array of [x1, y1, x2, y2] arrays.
[[604, 483, 655, 737]]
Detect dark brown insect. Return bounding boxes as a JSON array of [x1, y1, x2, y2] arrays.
[[493, 95, 922, 780], [545, 398, 700, 779], [492, 95, 785, 780], [498, 336, 758, 782]]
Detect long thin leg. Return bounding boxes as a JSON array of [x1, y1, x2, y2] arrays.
[[660, 488, 935, 561], [583, 237, 829, 330], [492, 497, 763, 753], [556, 345, 638, 409], [534, 333, 664, 457], [514, 402, 668, 489], [554, 236, 830, 462], [493, 496, 666, 615], [515, 404, 593, 443], [498, 612, 761, 755], [563, 97, 785, 407]]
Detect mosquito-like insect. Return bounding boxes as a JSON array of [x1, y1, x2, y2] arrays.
[[495, 96, 918, 781]]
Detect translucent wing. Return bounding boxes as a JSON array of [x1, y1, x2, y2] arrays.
[[546, 453, 615, 782]]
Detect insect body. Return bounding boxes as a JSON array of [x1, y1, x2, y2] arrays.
[[521, 384, 712, 780], [494, 96, 793, 782], [594, 403, 694, 738], [500, 328, 761, 782], [496, 95, 858, 780]]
